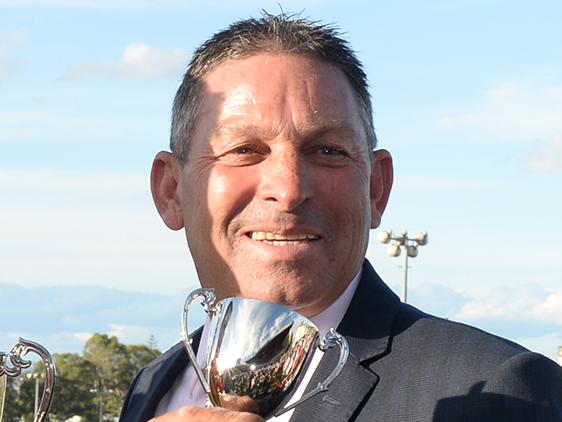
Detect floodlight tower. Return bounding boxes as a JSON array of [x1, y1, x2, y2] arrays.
[[377, 230, 429, 303]]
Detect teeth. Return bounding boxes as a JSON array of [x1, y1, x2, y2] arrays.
[[252, 231, 267, 240], [250, 231, 319, 242]]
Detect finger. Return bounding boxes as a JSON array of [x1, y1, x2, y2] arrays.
[[219, 394, 261, 414], [148, 405, 264, 421]]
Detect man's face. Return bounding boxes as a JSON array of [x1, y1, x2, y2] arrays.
[[159, 54, 391, 316]]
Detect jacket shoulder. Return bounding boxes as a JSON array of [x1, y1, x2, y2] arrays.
[[369, 303, 562, 421]]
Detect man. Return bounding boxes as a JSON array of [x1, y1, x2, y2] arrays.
[[120, 13, 562, 422]]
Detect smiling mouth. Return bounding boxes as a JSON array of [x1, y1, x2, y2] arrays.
[[248, 231, 320, 245]]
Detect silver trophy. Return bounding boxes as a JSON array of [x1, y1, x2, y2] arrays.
[[0, 338, 56, 422], [182, 288, 349, 419]]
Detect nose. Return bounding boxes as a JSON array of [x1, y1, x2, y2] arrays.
[[257, 149, 312, 212]]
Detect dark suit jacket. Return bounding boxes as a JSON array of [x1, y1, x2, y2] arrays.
[[120, 261, 562, 421]]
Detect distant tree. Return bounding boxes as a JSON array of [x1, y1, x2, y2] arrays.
[[83, 333, 161, 419], [2, 334, 161, 421], [147, 334, 158, 351], [12, 365, 43, 422], [126, 343, 161, 376], [83, 334, 132, 419], [1, 376, 24, 422], [49, 353, 98, 421]]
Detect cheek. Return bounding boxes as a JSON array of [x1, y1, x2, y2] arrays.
[[321, 169, 370, 206], [205, 167, 257, 223], [322, 170, 372, 234], [207, 170, 230, 198]]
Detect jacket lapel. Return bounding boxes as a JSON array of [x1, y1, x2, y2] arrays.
[[290, 260, 400, 421], [120, 330, 202, 422]]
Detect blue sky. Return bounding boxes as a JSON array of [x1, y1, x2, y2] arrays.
[[1, 0, 561, 360]]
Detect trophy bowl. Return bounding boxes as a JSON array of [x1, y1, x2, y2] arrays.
[[182, 288, 349, 419]]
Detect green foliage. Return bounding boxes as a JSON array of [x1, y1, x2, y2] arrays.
[[1, 334, 161, 421], [83, 333, 133, 417], [126, 343, 161, 376], [1, 376, 24, 422], [49, 353, 98, 421]]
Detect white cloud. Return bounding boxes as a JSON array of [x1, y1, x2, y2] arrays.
[[394, 175, 503, 190], [437, 77, 562, 143], [73, 332, 94, 343], [0, 109, 166, 143], [453, 283, 562, 326], [528, 134, 562, 172], [64, 42, 188, 80], [0, 331, 90, 355], [0, 168, 198, 292], [107, 324, 154, 344], [533, 291, 562, 325], [0, 30, 27, 79], [0, 282, 190, 353], [0, 168, 148, 194], [361, 276, 562, 358], [515, 332, 562, 362]]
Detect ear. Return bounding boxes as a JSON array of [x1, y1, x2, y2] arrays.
[[370, 149, 394, 229], [150, 151, 185, 230]]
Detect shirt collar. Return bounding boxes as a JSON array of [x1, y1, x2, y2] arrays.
[[310, 269, 362, 337]]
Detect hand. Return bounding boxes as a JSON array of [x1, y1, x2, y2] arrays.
[[148, 406, 264, 422]]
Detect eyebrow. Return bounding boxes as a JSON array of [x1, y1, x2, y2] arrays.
[[211, 120, 363, 143]]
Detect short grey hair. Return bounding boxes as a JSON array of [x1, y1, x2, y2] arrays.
[[170, 12, 376, 164]]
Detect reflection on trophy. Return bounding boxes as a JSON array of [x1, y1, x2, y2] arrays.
[[182, 288, 349, 419], [0, 338, 56, 422]]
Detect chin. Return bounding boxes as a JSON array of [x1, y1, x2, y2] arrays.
[[231, 265, 337, 310], [260, 283, 329, 316]]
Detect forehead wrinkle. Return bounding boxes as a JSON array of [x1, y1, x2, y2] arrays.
[[211, 122, 273, 143], [219, 84, 256, 117], [210, 107, 290, 143], [299, 118, 363, 141]]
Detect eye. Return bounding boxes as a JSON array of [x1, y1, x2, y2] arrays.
[[314, 145, 350, 161], [305, 144, 352, 167], [318, 146, 347, 156], [234, 145, 257, 154], [218, 143, 266, 166]]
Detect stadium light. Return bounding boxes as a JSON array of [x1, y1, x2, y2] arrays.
[[377, 230, 429, 303]]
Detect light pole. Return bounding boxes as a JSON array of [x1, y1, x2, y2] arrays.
[[26, 372, 42, 417], [88, 363, 114, 422], [97, 377, 103, 422], [377, 230, 428, 303], [89, 376, 104, 422]]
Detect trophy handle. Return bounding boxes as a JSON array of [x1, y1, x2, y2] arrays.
[[0, 338, 56, 422], [181, 287, 218, 396], [273, 328, 349, 417]]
